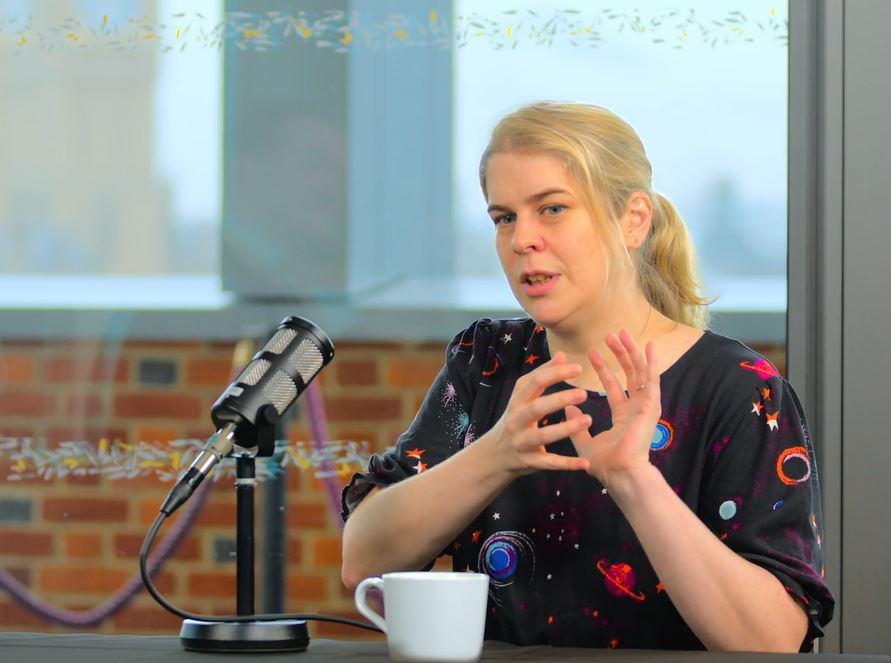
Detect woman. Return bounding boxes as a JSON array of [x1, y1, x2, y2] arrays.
[[340, 102, 833, 651]]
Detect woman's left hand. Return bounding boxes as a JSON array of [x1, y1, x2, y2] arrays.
[[565, 329, 661, 491]]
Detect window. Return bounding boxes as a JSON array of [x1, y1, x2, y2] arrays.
[[454, 0, 789, 317]]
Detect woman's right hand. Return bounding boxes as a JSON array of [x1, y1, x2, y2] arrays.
[[484, 352, 592, 476]]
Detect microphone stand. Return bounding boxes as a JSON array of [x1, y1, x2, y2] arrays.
[[179, 420, 309, 653]]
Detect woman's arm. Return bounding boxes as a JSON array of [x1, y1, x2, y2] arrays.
[[609, 464, 807, 652], [342, 355, 592, 589], [567, 331, 809, 652]]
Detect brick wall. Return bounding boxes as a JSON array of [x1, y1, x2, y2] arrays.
[[0, 335, 785, 638]]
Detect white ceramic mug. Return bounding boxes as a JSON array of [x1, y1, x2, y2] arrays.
[[354, 571, 490, 662]]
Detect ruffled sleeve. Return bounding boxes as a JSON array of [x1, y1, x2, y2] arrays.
[[340, 319, 492, 522], [700, 353, 835, 651]]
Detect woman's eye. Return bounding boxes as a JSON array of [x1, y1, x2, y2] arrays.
[[492, 213, 516, 226], [542, 204, 565, 216]]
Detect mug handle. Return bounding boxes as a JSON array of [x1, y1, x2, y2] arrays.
[[354, 577, 387, 633]]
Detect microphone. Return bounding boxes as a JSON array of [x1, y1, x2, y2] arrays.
[[159, 316, 334, 516]]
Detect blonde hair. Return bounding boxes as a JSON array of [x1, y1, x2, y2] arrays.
[[479, 102, 709, 329]]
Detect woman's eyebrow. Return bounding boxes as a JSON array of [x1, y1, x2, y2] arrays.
[[487, 188, 572, 214]]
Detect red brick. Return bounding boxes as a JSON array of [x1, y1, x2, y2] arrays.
[[287, 503, 328, 529], [64, 472, 102, 487], [0, 392, 55, 417], [194, 501, 237, 527], [43, 356, 129, 383], [386, 357, 442, 388], [185, 358, 234, 386], [324, 396, 401, 422], [0, 600, 46, 627], [114, 393, 201, 419], [134, 427, 181, 444], [65, 394, 104, 418], [64, 532, 103, 558], [43, 497, 128, 522], [111, 604, 183, 631], [332, 428, 379, 446], [334, 360, 378, 387], [47, 427, 128, 448], [312, 536, 343, 568], [286, 572, 328, 602], [187, 571, 235, 598], [5, 567, 30, 586], [151, 571, 177, 595], [41, 567, 129, 593], [0, 355, 34, 384], [310, 610, 386, 640], [286, 538, 303, 565], [113, 533, 201, 560], [0, 531, 54, 556]]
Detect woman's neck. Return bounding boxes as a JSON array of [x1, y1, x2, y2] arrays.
[[544, 291, 673, 391]]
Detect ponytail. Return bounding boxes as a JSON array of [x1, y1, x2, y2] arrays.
[[637, 192, 710, 329]]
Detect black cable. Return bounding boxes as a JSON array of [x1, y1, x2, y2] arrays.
[[139, 512, 381, 633]]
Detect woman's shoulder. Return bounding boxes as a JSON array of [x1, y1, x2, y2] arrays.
[[445, 317, 539, 376], [668, 330, 787, 393]]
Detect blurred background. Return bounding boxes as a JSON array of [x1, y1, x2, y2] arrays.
[[0, 0, 791, 644]]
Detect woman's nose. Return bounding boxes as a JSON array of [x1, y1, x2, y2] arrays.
[[510, 216, 544, 253]]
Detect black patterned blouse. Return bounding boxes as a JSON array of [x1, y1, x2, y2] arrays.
[[342, 318, 834, 650]]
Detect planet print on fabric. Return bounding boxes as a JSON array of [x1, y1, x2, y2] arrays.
[[776, 446, 811, 486], [739, 358, 779, 379], [650, 420, 674, 451], [719, 500, 738, 520], [478, 531, 536, 593], [596, 560, 645, 601]]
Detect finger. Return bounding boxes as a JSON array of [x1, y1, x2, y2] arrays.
[[513, 353, 583, 403], [534, 451, 590, 472], [606, 331, 637, 393], [512, 409, 592, 451], [618, 329, 648, 396], [588, 347, 626, 413], [515, 388, 587, 428]]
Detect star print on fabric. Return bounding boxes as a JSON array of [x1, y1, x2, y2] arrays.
[[547, 616, 555, 625], [534, 325, 544, 334], [524, 353, 541, 366], [493, 512, 500, 520], [765, 411, 779, 431], [556, 490, 561, 496], [546, 573, 552, 580], [405, 448, 424, 459], [413, 461, 428, 473], [751, 402, 763, 415], [601, 488, 608, 495], [549, 513, 555, 520], [609, 639, 619, 649], [761, 387, 771, 401], [471, 529, 481, 543], [656, 582, 665, 594], [574, 544, 579, 549], [500, 333, 512, 344]]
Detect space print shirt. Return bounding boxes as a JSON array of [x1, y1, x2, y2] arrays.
[[342, 318, 834, 651]]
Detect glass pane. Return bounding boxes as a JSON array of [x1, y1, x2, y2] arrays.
[[454, 0, 788, 315], [0, 0, 222, 275]]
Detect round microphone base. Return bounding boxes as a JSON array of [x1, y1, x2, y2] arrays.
[[179, 618, 309, 653]]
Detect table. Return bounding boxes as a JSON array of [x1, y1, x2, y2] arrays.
[[0, 632, 888, 663]]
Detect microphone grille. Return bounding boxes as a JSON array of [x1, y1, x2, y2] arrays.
[[237, 358, 271, 387], [263, 369, 298, 414], [288, 339, 324, 383], [263, 328, 298, 355]]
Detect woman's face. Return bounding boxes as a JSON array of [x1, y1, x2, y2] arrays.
[[485, 150, 614, 332]]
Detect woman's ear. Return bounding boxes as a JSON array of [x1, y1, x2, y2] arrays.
[[620, 192, 653, 250]]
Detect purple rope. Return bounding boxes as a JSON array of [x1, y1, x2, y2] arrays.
[[304, 378, 345, 533], [0, 477, 213, 626]]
